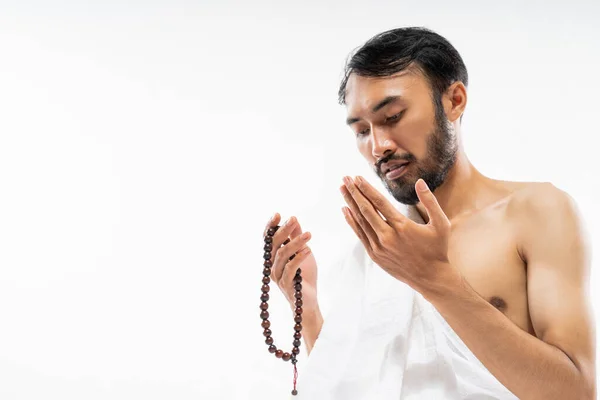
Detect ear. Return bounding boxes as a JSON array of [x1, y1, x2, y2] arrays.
[[442, 81, 467, 124]]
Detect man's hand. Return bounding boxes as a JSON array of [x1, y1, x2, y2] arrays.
[[339, 175, 461, 296], [263, 213, 324, 355], [263, 213, 318, 312]]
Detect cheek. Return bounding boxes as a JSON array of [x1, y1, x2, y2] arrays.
[[399, 117, 432, 159], [357, 140, 375, 163]]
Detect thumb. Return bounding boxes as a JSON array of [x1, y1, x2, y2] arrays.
[[415, 179, 449, 229]]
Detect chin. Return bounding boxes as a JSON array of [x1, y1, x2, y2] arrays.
[[382, 177, 420, 205], [394, 190, 420, 205]]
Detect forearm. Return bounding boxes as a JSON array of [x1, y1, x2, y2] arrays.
[[425, 273, 592, 400]]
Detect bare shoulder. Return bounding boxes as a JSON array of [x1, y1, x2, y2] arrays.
[[504, 181, 579, 221], [500, 180, 588, 262]]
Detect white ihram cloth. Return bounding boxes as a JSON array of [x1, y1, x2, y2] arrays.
[[294, 205, 518, 400]]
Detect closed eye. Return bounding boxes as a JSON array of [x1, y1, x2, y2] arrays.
[[385, 110, 405, 124], [356, 110, 404, 136], [357, 128, 370, 136]]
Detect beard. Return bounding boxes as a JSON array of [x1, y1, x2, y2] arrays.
[[373, 101, 458, 205]]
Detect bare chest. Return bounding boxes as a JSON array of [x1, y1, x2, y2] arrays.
[[447, 210, 534, 334]]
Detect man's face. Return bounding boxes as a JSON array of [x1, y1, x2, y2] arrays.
[[344, 71, 457, 205]]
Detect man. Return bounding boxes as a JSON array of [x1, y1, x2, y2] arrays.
[[263, 27, 595, 399]]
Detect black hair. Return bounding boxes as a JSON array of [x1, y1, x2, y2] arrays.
[[338, 27, 468, 107]]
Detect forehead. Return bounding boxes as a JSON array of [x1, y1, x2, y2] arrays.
[[344, 71, 431, 115]]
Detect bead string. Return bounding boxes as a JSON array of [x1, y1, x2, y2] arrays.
[[262, 225, 303, 396]]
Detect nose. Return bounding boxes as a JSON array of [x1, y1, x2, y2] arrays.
[[370, 126, 397, 160]]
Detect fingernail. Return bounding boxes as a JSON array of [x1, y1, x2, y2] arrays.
[[301, 232, 310, 239], [416, 179, 428, 192]]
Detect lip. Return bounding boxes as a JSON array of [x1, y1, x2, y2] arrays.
[[381, 160, 409, 175], [385, 163, 409, 179]]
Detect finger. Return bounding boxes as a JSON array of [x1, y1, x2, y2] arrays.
[[271, 216, 299, 255], [415, 179, 450, 230], [342, 206, 373, 255], [342, 176, 389, 237], [340, 183, 379, 246], [272, 232, 312, 283], [280, 246, 312, 291], [263, 213, 281, 237], [288, 220, 304, 261], [289, 218, 303, 240], [264, 217, 298, 270], [283, 238, 295, 260], [354, 176, 406, 225]]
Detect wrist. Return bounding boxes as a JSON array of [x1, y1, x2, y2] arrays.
[[303, 306, 323, 324], [291, 303, 322, 320], [418, 262, 465, 303]]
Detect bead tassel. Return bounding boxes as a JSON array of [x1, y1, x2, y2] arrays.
[[293, 363, 298, 393]]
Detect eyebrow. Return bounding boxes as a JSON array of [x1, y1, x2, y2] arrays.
[[346, 95, 402, 125]]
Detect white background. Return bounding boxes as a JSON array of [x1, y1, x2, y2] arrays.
[[0, 1, 599, 399]]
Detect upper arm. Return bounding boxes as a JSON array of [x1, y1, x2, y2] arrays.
[[515, 183, 596, 391]]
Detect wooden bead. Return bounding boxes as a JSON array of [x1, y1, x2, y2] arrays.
[[263, 252, 272, 260], [293, 275, 302, 283], [282, 352, 291, 361], [262, 268, 271, 276], [261, 285, 270, 293], [292, 389, 298, 395], [295, 299, 303, 307], [262, 276, 270, 284], [267, 228, 276, 236], [268, 345, 277, 353], [292, 347, 300, 355], [263, 329, 272, 337], [294, 323, 302, 332], [260, 302, 268, 311], [265, 337, 274, 345], [264, 260, 272, 268], [261, 320, 271, 329], [294, 332, 302, 340], [294, 315, 302, 323], [293, 339, 301, 347], [261, 311, 269, 320], [294, 283, 302, 291], [264, 243, 273, 251], [265, 236, 273, 244], [295, 307, 303, 315], [275, 350, 283, 358], [260, 293, 269, 302], [294, 291, 302, 299]]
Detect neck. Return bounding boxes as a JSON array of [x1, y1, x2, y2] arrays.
[[415, 149, 490, 223]]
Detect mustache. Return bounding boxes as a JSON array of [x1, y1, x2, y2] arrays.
[[375, 153, 415, 174]]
